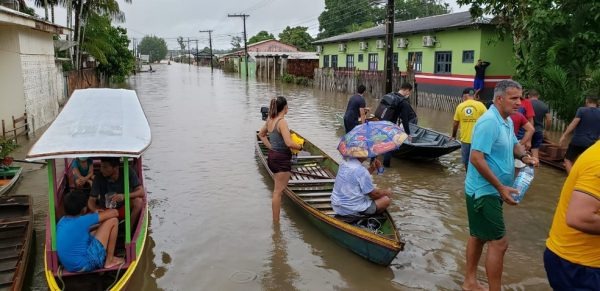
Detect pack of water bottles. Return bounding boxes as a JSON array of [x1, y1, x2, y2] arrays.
[[512, 166, 534, 203]]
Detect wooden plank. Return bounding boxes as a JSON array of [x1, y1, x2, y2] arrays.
[[297, 192, 332, 197], [289, 185, 334, 192], [310, 203, 333, 210], [303, 197, 332, 203], [322, 210, 336, 216], [296, 155, 324, 160], [288, 179, 335, 185]]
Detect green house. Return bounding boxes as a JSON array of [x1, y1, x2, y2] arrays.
[[313, 11, 514, 96]]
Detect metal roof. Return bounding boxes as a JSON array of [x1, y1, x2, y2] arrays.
[[313, 11, 489, 44], [26, 89, 151, 160]]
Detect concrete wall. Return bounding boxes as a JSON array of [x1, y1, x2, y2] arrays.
[[17, 27, 64, 132], [318, 26, 513, 77], [0, 25, 26, 129]]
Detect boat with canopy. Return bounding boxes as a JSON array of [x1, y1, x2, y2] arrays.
[[26, 88, 151, 290]]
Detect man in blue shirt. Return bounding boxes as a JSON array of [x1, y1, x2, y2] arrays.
[[57, 190, 123, 272], [331, 158, 391, 216], [462, 80, 538, 291]]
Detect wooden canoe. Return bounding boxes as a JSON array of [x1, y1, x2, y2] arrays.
[[538, 138, 566, 171], [0, 167, 22, 196], [0, 195, 33, 291], [255, 131, 404, 265], [392, 124, 461, 159]]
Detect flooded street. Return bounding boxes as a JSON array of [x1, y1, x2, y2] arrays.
[[20, 63, 565, 290]]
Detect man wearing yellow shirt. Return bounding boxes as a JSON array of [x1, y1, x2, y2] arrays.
[[452, 88, 487, 169], [545, 140, 600, 289]]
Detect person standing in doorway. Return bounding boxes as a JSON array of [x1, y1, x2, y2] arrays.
[[343, 85, 369, 134], [452, 88, 487, 169], [559, 96, 600, 173], [529, 90, 552, 160], [462, 80, 538, 291], [473, 59, 490, 92]]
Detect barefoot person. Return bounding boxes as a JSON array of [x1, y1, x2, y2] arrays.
[[57, 190, 124, 272], [258, 96, 303, 223], [463, 80, 538, 291]]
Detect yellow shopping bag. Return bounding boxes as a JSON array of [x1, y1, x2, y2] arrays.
[[290, 133, 304, 154]]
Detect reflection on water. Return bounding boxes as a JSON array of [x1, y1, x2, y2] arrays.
[[19, 63, 564, 290]]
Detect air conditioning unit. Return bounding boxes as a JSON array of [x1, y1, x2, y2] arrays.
[[422, 35, 436, 47], [338, 43, 346, 52], [316, 45, 322, 53], [359, 41, 368, 50], [397, 38, 409, 48], [376, 39, 385, 49]]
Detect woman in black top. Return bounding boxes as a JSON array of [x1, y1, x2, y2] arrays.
[[258, 97, 303, 223]]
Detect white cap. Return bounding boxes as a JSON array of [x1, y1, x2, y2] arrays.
[[514, 159, 526, 169]]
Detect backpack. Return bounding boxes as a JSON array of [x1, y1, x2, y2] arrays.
[[374, 93, 401, 122]]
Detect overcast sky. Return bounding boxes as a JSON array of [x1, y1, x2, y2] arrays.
[[28, 0, 467, 50]]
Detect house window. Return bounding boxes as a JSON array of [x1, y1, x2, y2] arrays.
[[346, 54, 354, 68], [393, 53, 398, 70], [358, 54, 364, 63], [435, 51, 452, 74], [462, 50, 474, 63], [331, 55, 338, 68], [323, 55, 329, 68], [368, 53, 378, 71], [408, 52, 422, 72]]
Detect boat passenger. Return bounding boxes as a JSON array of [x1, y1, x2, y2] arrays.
[[343, 84, 369, 134], [258, 96, 303, 223], [331, 158, 391, 216], [88, 157, 144, 225], [57, 190, 124, 272], [71, 157, 94, 189]]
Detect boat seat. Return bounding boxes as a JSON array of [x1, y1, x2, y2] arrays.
[[296, 155, 324, 160], [288, 179, 336, 185]]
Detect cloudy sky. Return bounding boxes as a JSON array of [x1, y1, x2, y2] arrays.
[[28, 0, 467, 50]]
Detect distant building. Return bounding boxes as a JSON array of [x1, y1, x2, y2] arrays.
[[220, 39, 317, 79], [313, 11, 514, 97], [0, 5, 68, 134]]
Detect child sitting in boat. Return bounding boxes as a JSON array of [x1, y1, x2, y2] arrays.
[[330, 157, 392, 217], [71, 157, 94, 189], [57, 190, 124, 272]]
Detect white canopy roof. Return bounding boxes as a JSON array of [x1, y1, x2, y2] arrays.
[[27, 89, 151, 161]]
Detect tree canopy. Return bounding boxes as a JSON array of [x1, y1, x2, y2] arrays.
[[137, 36, 168, 63], [83, 13, 134, 82], [317, 0, 450, 39], [458, 0, 600, 121], [279, 26, 314, 51], [230, 35, 242, 50], [248, 31, 275, 44]]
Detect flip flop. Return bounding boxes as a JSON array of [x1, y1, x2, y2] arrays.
[[105, 257, 125, 269]]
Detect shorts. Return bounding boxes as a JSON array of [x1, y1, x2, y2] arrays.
[[460, 142, 471, 167], [544, 248, 600, 290], [465, 193, 505, 241], [531, 131, 544, 149], [565, 143, 589, 162], [267, 149, 292, 173], [360, 201, 377, 215], [473, 78, 484, 91], [81, 237, 106, 272], [344, 118, 359, 134]]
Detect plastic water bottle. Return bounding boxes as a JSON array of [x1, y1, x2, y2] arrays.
[[512, 166, 534, 203]]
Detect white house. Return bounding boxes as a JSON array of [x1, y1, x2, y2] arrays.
[[0, 5, 68, 136]]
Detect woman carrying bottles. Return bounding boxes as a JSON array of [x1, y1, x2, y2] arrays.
[[258, 96, 303, 223]]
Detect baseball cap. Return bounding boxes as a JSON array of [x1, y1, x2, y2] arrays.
[[462, 88, 475, 95]]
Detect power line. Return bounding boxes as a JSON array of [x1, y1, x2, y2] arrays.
[[228, 13, 250, 78], [199, 30, 214, 71]]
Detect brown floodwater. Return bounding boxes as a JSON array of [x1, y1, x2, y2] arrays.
[[17, 63, 566, 290]]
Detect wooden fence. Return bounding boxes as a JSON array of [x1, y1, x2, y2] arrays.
[[314, 68, 412, 99]]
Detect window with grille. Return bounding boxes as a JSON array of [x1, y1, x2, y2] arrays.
[[408, 52, 422, 72], [323, 55, 329, 68], [331, 55, 338, 68], [435, 51, 452, 74], [368, 53, 378, 71], [346, 54, 354, 68], [462, 50, 474, 63], [358, 54, 364, 63]]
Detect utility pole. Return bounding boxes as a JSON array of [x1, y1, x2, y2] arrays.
[[187, 38, 191, 65], [228, 13, 250, 78], [195, 40, 198, 65], [384, 0, 395, 94], [199, 30, 214, 71]]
